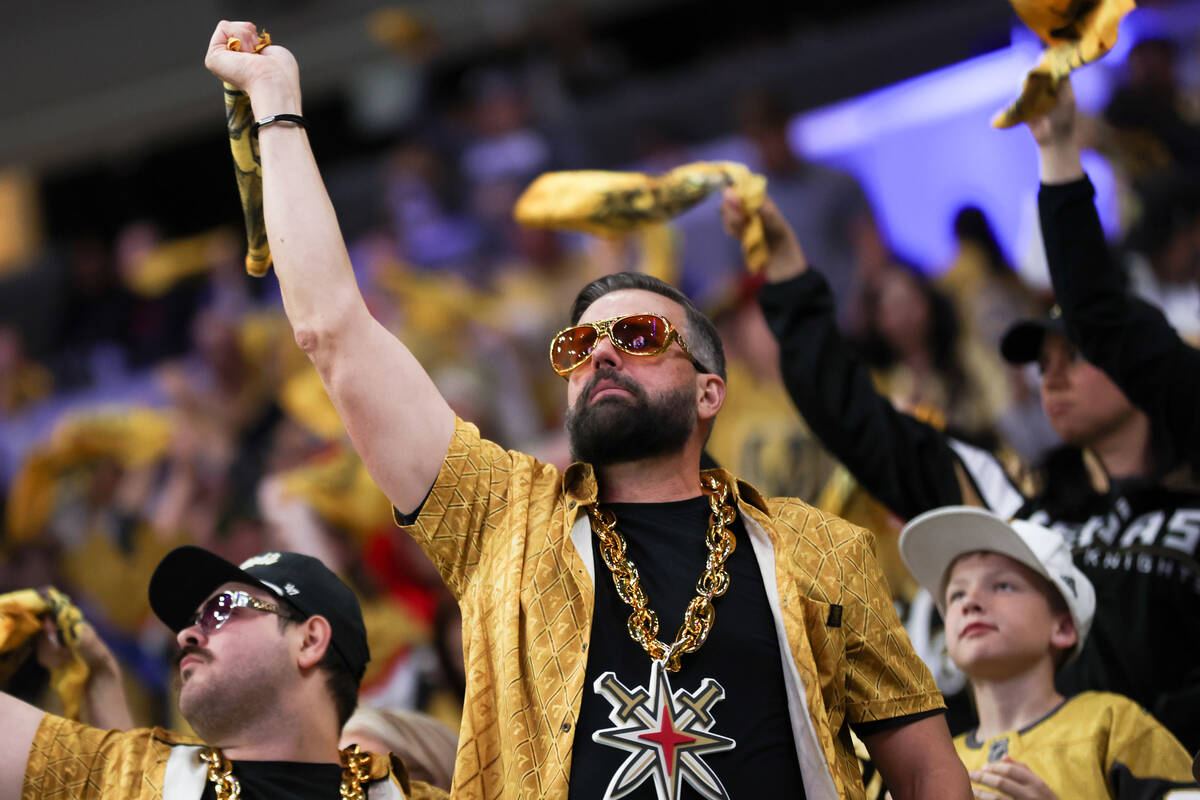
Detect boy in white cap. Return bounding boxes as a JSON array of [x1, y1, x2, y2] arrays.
[[900, 506, 1197, 799]]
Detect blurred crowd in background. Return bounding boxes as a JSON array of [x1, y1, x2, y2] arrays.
[[0, 0, 1198, 748]]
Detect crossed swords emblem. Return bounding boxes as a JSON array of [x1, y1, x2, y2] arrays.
[[591, 660, 736, 800]]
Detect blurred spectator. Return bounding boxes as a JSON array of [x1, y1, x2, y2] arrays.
[[384, 141, 484, 271], [673, 90, 883, 315], [938, 207, 1057, 462], [1124, 169, 1200, 341], [1105, 37, 1200, 174], [940, 207, 1041, 353], [55, 235, 130, 390], [114, 221, 207, 369], [459, 68, 555, 267], [743, 90, 883, 323], [854, 262, 1006, 440], [0, 326, 52, 417]]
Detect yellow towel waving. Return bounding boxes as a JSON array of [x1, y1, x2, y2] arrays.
[[994, 0, 1136, 128], [514, 161, 769, 273]]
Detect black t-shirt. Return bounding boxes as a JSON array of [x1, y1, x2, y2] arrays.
[[199, 760, 344, 800], [568, 496, 807, 799]]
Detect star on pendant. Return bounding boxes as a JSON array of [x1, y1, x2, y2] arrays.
[[592, 660, 736, 800]]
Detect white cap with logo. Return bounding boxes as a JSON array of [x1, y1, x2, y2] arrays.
[[899, 505, 1096, 661]]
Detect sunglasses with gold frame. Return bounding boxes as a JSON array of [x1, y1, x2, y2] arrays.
[[188, 590, 296, 635], [548, 312, 711, 377]]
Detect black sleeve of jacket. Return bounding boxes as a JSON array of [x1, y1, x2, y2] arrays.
[[758, 270, 965, 521], [1040, 177, 1200, 464]]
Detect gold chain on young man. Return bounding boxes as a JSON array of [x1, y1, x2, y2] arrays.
[[201, 743, 372, 799], [588, 472, 737, 672]]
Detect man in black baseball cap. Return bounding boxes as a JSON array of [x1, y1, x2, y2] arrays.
[[149, 545, 371, 683], [1, 546, 447, 799]]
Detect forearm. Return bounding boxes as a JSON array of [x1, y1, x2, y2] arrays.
[[890, 763, 973, 800], [249, 82, 367, 343], [866, 715, 971, 800], [1038, 140, 1084, 185], [81, 655, 134, 730]]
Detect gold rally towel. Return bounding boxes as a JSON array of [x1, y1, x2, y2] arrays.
[[5, 408, 173, 544], [224, 32, 273, 276], [994, 0, 1136, 128], [514, 161, 769, 272], [0, 588, 89, 719]]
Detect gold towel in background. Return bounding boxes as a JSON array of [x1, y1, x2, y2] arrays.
[[993, 0, 1136, 128], [514, 161, 769, 273], [5, 408, 173, 544], [0, 588, 88, 719]]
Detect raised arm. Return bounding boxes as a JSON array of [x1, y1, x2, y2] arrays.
[[721, 191, 968, 521], [204, 21, 454, 513], [1033, 79, 1200, 464]]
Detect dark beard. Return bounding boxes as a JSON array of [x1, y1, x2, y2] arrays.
[[566, 369, 696, 466]]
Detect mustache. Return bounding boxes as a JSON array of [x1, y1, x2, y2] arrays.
[[581, 368, 646, 403], [174, 644, 212, 669]]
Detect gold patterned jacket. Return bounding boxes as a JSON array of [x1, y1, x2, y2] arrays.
[[398, 418, 944, 799], [23, 713, 443, 799]]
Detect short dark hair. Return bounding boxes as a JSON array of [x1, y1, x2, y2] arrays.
[[279, 616, 360, 730], [569, 272, 726, 381]]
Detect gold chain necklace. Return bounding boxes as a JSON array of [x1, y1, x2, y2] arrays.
[[587, 472, 737, 672], [200, 743, 372, 800]]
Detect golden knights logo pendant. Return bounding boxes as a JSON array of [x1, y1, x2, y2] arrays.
[[591, 660, 736, 800]]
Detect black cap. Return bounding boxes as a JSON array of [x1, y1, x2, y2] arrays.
[[999, 306, 1067, 365], [149, 546, 370, 681]]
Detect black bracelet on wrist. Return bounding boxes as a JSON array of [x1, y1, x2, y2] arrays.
[[252, 113, 308, 136]]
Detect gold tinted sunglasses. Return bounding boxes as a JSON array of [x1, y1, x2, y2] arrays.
[[188, 590, 294, 635], [548, 313, 709, 377]]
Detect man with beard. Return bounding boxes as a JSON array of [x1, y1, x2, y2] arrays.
[[0, 546, 441, 799], [200, 20, 968, 800]]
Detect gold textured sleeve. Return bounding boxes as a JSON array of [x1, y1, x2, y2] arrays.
[[393, 417, 554, 599], [839, 525, 944, 724], [513, 161, 769, 272], [23, 716, 168, 799], [993, 0, 1136, 128]]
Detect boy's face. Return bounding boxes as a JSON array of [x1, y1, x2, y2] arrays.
[[943, 552, 1076, 681]]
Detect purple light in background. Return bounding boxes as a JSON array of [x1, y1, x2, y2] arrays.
[[784, 27, 1143, 275]]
